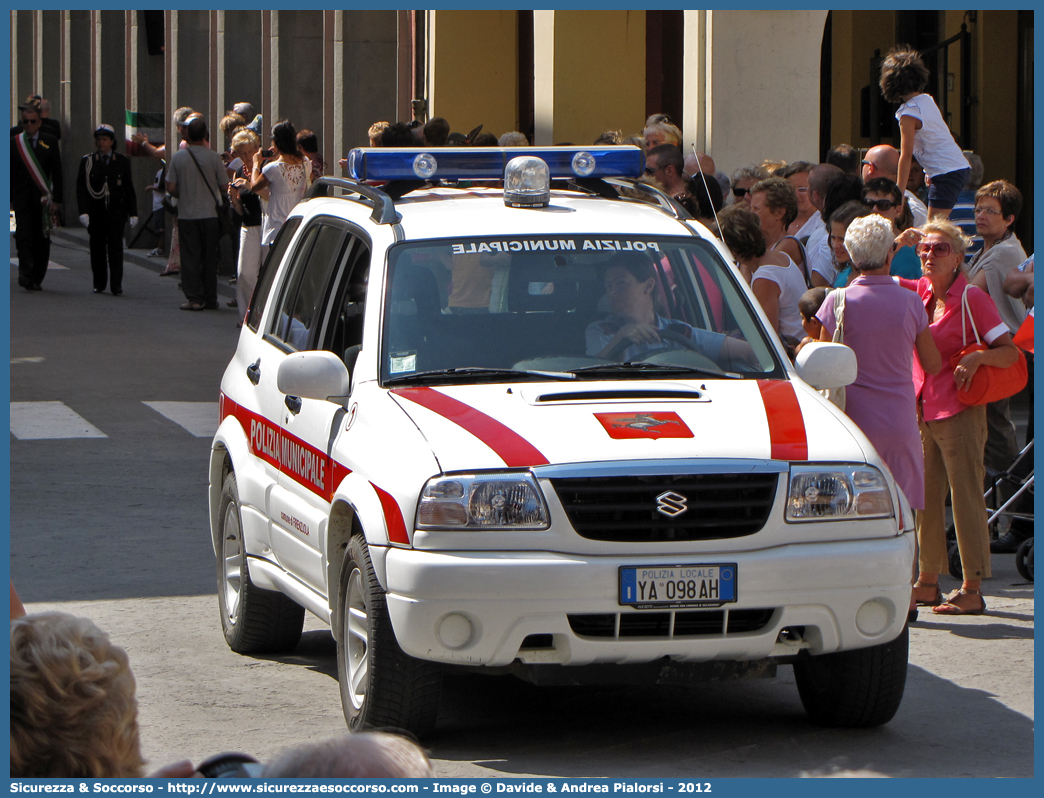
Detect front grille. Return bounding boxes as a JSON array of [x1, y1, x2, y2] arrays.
[[569, 608, 776, 639], [550, 473, 778, 542]]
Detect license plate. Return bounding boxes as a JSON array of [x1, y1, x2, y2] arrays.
[[619, 564, 737, 609]]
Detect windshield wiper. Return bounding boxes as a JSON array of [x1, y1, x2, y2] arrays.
[[570, 362, 743, 379], [384, 367, 576, 386]]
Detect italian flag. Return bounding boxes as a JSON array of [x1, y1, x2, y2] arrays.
[[125, 109, 165, 156]]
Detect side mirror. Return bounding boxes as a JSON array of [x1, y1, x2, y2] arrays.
[[277, 351, 351, 401], [794, 342, 857, 391]]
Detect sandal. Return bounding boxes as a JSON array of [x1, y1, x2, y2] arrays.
[[932, 588, 987, 616], [912, 581, 942, 606]]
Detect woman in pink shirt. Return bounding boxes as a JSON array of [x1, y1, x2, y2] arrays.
[[902, 221, 1019, 615]]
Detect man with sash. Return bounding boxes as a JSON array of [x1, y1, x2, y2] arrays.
[[11, 101, 63, 291]]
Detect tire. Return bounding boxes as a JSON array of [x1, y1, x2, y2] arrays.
[[794, 625, 909, 728], [336, 535, 442, 737], [1015, 538, 1034, 582], [216, 472, 304, 653]]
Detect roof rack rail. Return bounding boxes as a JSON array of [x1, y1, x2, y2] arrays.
[[600, 178, 693, 220], [305, 177, 399, 225]]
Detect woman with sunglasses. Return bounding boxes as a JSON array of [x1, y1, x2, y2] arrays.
[[861, 177, 921, 279], [727, 164, 769, 207], [900, 221, 1019, 616]]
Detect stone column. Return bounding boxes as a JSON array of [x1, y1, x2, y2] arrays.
[[532, 11, 555, 145], [62, 10, 92, 212], [682, 10, 708, 157]]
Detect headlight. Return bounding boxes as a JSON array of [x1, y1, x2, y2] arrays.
[[417, 473, 550, 530], [786, 465, 893, 522]]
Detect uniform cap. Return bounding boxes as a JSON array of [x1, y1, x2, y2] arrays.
[[94, 123, 116, 139]]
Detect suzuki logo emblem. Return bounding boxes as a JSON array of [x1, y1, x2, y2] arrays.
[[656, 491, 689, 517]]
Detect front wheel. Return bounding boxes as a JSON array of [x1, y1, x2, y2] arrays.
[[216, 471, 304, 653], [794, 625, 908, 727], [1015, 537, 1034, 582], [336, 535, 442, 737]]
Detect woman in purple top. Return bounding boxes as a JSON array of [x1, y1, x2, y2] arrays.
[[817, 215, 941, 508]]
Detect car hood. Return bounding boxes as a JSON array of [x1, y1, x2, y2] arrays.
[[388, 379, 871, 473]]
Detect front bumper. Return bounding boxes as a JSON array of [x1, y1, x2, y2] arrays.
[[384, 533, 916, 667]]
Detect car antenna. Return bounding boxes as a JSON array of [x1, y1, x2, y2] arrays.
[[690, 143, 721, 234]]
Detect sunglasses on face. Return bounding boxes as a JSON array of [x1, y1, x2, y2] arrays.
[[20, 117, 39, 125], [733, 187, 749, 198], [863, 198, 897, 211], [916, 242, 953, 258]]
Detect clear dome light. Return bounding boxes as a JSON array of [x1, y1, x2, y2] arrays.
[[412, 153, 438, 179], [503, 156, 550, 208], [571, 151, 596, 177]]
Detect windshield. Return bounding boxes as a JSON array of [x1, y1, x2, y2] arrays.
[[380, 235, 782, 385]]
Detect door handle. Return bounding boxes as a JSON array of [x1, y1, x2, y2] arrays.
[[246, 358, 261, 385], [285, 395, 302, 415]]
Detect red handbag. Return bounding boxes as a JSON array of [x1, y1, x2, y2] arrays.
[[950, 286, 1028, 405]]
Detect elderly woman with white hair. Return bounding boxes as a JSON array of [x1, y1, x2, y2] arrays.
[[816, 215, 940, 513], [642, 119, 682, 150]]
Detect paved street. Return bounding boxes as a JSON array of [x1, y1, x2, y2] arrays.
[[10, 230, 1034, 778]]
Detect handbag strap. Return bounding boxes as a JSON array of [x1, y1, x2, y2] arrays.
[[185, 147, 222, 207], [960, 284, 983, 347], [831, 288, 846, 343], [780, 235, 812, 289]]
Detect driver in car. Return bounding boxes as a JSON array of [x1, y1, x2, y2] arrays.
[[586, 255, 748, 365]]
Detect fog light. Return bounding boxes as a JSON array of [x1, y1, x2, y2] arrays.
[[437, 613, 473, 649], [856, 599, 890, 636]]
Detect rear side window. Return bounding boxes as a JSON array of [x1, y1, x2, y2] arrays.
[[246, 216, 302, 331], [269, 223, 348, 351]]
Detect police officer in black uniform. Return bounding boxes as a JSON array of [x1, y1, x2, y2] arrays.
[[76, 124, 137, 295]]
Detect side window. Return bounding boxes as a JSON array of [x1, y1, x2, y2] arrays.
[[269, 223, 348, 351], [319, 234, 371, 365], [247, 216, 302, 332]]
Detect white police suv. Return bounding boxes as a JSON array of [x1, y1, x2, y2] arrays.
[[209, 146, 915, 737]]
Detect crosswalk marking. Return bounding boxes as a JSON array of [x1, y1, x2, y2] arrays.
[[10, 401, 107, 440], [11, 357, 45, 364], [143, 401, 219, 438]]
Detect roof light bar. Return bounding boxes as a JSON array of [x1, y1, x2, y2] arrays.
[[345, 146, 644, 182]]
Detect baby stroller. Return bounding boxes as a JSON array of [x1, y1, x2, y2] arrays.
[[947, 438, 1033, 582]]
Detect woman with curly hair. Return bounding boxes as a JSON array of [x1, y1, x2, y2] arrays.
[[719, 204, 806, 344], [748, 177, 810, 288], [879, 46, 970, 220], [11, 612, 145, 777]]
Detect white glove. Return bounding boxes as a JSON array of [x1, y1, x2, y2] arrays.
[[79, 214, 89, 227], [129, 217, 138, 227]]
